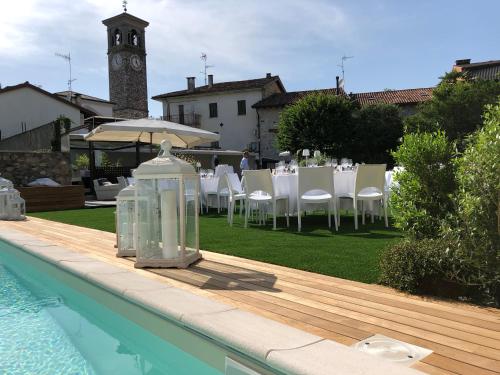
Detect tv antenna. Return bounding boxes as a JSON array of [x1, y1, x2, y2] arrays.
[[337, 55, 354, 83], [55, 52, 76, 100], [200, 53, 214, 85]]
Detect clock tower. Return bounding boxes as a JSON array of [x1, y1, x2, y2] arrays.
[[102, 12, 149, 118]]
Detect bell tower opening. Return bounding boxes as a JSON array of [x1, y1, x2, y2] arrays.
[[102, 12, 149, 119]]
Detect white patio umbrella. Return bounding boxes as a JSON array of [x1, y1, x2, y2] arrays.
[[83, 119, 220, 148]]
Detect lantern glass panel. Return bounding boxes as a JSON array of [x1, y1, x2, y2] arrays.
[[136, 177, 183, 261], [184, 177, 197, 254], [117, 199, 135, 251]]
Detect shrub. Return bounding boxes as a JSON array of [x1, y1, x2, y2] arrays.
[[379, 239, 451, 293], [445, 101, 500, 304], [391, 131, 456, 238], [277, 93, 357, 157], [404, 71, 500, 146], [74, 154, 90, 170], [353, 103, 403, 167]]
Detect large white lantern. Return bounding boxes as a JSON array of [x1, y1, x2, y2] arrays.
[[134, 140, 200, 268], [116, 184, 136, 257]]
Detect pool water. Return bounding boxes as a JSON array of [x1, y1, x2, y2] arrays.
[[0, 240, 223, 375]]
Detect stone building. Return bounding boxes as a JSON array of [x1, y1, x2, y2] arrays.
[[102, 12, 149, 119]]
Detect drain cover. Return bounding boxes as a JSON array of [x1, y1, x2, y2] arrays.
[[352, 334, 432, 366]]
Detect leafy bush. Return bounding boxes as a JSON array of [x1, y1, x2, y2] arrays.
[[277, 93, 357, 157], [444, 101, 500, 303], [74, 154, 90, 170], [391, 131, 456, 238], [379, 239, 451, 293], [353, 103, 403, 167], [404, 71, 500, 146]]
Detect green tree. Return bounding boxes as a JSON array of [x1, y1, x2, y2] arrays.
[[276, 93, 357, 157], [447, 101, 500, 301], [404, 71, 500, 146], [353, 103, 403, 166], [391, 131, 456, 238]]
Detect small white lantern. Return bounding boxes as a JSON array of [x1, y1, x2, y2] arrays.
[[0, 186, 26, 221], [116, 184, 136, 257], [134, 140, 200, 268]]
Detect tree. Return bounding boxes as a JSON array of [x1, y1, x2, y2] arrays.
[[276, 93, 357, 157], [404, 71, 500, 146], [353, 103, 403, 166], [391, 131, 456, 238]]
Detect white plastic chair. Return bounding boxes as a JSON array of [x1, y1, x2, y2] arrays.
[[225, 173, 246, 226], [297, 166, 338, 232], [336, 164, 388, 230], [204, 176, 229, 213], [243, 169, 289, 230]]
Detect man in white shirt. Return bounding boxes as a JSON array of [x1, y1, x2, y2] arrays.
[[240, 151, 250, 171]]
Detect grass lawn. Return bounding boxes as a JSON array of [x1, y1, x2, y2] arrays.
[[30, 207, 402, 284]]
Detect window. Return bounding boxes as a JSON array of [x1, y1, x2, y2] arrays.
[[178, 104, 185, 124], [209, 103, 218, 118], [237, 100, 246, 115]]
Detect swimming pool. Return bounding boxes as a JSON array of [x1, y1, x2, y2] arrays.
[[0, 239, 254, 375]]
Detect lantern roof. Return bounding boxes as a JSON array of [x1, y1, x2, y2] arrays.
[[134, 140, 195, 177], [116, 184, 135, 198]]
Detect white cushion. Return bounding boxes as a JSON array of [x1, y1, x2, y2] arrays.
[[301, 193, 332, 201], [27, 178, 61, 187]]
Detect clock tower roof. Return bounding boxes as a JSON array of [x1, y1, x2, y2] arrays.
[[102, 12, 149, 28]]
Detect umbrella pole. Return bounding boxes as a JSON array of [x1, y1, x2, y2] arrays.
[[135, 142, 140, 167], [149, 132, 153, 156]]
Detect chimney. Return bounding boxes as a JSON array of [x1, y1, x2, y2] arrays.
[[455, 59, 471, 66], [186, 77, 196, 92], [208, 74, 213, 88], [336, 76, 340, 93], [266, 73, 272, 78]]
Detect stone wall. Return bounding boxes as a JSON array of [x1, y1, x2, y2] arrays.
[[0, 151, 72, 186], [0, 122, 70, 152]]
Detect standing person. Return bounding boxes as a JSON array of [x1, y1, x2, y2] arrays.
[[240, 150, 250, 171]]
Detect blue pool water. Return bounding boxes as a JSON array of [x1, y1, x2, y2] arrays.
[[0, 240, 223, 375]]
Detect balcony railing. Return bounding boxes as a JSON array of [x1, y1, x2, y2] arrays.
[[162, 113, 201, 127]]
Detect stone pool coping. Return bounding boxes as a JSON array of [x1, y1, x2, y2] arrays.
[[0, 228, 423, 375]]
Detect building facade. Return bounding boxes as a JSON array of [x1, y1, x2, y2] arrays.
[[102, 12, 149, 119], [152, 74, 285, 154], [0, 82, 91, 141]]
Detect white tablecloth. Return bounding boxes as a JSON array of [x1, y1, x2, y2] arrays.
[[201, 171, 394, 214]]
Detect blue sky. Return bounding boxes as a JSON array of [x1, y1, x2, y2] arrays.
[[1, 0, 499, 116]]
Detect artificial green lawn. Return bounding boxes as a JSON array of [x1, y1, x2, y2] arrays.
[[30, 207, 402, 284]]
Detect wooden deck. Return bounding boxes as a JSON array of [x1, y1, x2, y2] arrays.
[[2, 217, 499, 375]]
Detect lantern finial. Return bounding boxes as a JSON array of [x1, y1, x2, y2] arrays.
[[159, 139, 172, 157]]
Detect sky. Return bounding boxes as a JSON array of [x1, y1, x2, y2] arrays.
[[1, 0, 499, 117]]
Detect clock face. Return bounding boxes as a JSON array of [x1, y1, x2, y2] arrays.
[[111, 53, 123, 70], [130, 55, 143, 71]]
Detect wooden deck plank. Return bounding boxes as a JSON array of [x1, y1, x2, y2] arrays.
[[1, 217, 499, 375]]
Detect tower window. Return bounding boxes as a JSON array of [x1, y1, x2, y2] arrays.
[[129, 29, 139, 46], [209, 103, 218, 118], [113, 29, 122, 46]]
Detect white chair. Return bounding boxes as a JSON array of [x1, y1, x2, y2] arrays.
[[117, 176, 129, 187], [93, 178, 127, 200], [297, 166, 338, 232], [243, 169, 289, 230], [337, 164, 388, 230], [225, 173, 246, 226], [204, 175, 229, 213]]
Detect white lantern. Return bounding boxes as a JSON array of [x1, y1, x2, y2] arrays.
[[134, 140, 200, 268], [116, 184, 136, 257], [0, 187, 25, 221]]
